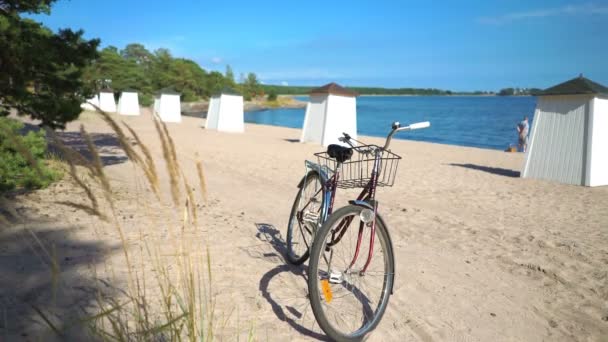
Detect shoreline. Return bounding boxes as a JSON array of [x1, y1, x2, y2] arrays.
[[181, 95, 307, 116], [240, 120, 522, 153], [291, 94, 536, 97], [184, 111, 521, 152]]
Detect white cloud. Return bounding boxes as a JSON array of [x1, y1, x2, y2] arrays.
[[281, 81, 289, 86], [479, 3, 608, 24], [211, 57, 222, 64]]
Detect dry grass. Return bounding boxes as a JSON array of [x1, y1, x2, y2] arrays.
[[123, 122, 160, 198], [47, 128, 103, 219], [196, 157, 208, 202], [153, 115, 181, 207], [2, 108, 248, 341]]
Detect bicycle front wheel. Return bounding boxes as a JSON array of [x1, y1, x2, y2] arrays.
[[286, 171, 325, 265], [308, 205, 394, 342]]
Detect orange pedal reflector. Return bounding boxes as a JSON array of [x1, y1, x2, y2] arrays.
[[321, 279, 333, 303]]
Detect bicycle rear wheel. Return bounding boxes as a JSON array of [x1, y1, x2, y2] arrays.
[[286, 171, 325, 265], [308, 205, 394, 341]]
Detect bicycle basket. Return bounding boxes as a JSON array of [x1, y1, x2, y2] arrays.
[[314, 145, 401, 189]]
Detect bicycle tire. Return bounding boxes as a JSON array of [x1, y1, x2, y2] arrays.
[[286, 171, 325, 265], [308, 205, 394, 341]]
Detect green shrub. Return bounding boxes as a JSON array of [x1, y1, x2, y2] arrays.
[[0, 118, 59, 193], [140, 93, 154, 107], [267, 90, 278, 101]]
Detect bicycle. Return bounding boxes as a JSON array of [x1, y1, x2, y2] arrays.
[[285, 121, 430, 341]]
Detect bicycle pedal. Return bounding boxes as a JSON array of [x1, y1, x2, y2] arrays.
[[329, 271, 342, 284]]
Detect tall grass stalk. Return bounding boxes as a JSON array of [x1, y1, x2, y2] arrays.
[[8, 107, 229, 340], [152, 116, 181, 207], [123, 122, 160, 199]]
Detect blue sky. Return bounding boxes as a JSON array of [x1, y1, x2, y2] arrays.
[[31, 0, 608, 91]]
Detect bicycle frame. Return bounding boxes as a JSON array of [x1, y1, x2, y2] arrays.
[[316, 149, 382, 275]]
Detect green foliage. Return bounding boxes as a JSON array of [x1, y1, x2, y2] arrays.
[[85, 46, 147, 91], [0, 0, 56, 14], [225, 65, 236, 87], [139, 93, 154, 107], [241, 72, 261, 99], [84, 44, 243, 103], [0, 1, 99, 129], [267, 90, 278, 101], [498, 88, 515, 96], [206, 71, 226, 96], [0, 117, 59, 193]]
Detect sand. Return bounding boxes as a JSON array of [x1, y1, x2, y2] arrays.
[[1, 109, 607, 341]]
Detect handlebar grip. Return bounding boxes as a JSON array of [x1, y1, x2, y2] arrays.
[[408, 121, 430, 130], [342, 132, 351, 140]]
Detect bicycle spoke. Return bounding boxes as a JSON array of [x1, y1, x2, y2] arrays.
[[296, 220, 311, 250], [286, 172, 324, 264]]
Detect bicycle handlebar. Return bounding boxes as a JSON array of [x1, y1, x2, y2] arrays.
[[341, 120, 430, 151], [383, 121, 430, 150]]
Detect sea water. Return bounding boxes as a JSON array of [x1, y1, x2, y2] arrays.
[[244, 96, 537, 150]]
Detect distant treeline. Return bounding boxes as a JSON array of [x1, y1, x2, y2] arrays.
[[261, 85, 451, 95], [497, 88, 543, 96], [262, 85, 502, 96]]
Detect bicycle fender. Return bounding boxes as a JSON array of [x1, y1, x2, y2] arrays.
[[297, 169, 331, 228], [304, 160, 331, 184], [297, 170, 320, 188], [348, 201, 396, 295], [348, 200, 373, 210]]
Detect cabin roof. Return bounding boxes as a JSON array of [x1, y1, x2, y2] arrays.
[[542, 75, 608, 96], [309, 82, 358, 97]]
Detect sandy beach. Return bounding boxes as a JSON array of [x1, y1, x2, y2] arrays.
[[2, 109, 607, 341]]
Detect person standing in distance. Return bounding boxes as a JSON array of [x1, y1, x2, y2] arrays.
[[517, 116, 529, 152]]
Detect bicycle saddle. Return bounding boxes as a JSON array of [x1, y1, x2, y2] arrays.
[[327, 144, 353, 163]]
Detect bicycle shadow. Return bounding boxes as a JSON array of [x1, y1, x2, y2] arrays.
[[448, 163, 520, 178], [255, 223, 330, 341]]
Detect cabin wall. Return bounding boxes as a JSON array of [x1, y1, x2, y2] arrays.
[[322, 95, 357, 147], [158, 94, 181, 123], [153, 97, 160, 116], [522, 95, 589, 185], [118, 92, 140, 116], [300, 95, 327, 144], [205, 96, 221, 129], [216, 94, 244, 132], [99, 92, 117, 113], [588, 97, 608, 186]]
